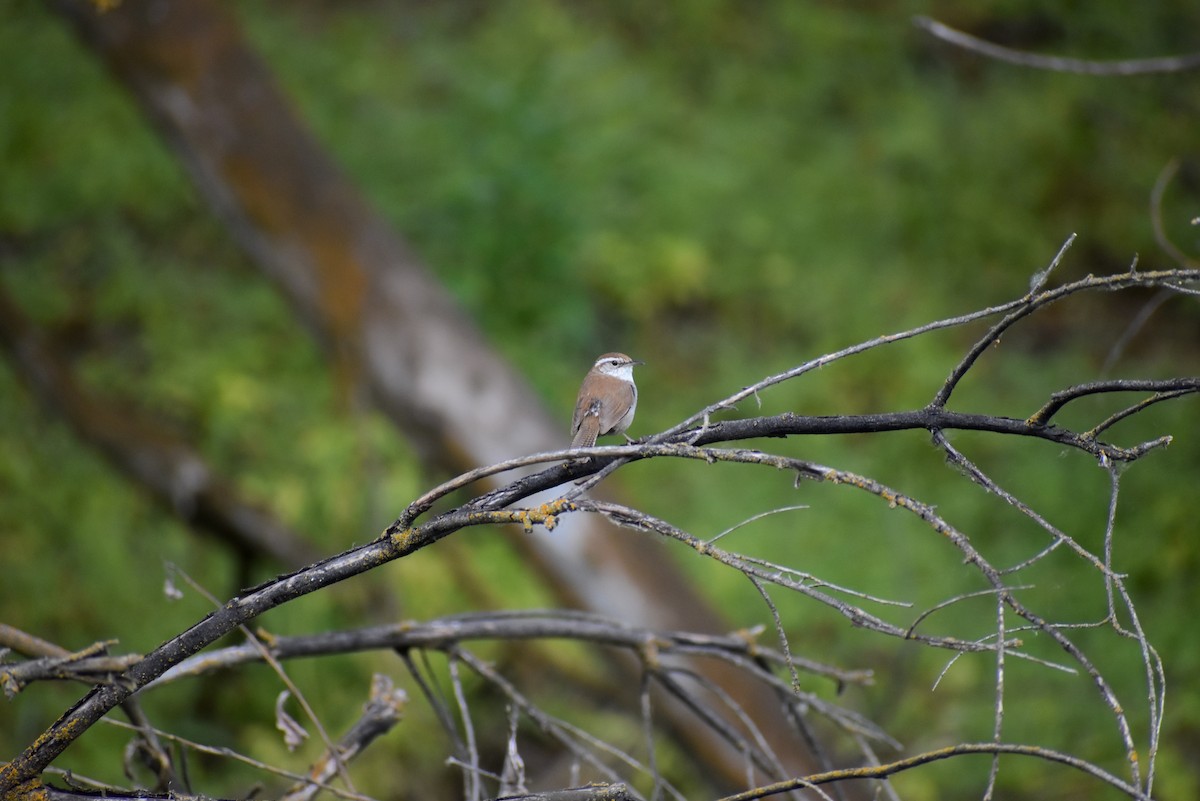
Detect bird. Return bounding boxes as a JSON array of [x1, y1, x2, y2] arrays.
[[570, 352, 643, 450]]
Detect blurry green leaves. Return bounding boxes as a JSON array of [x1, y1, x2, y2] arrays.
[[222, 0, 1200, 370], [580, 231, 712, 319], [0, 2, 189, 233], [4, 1, 1200, 795]]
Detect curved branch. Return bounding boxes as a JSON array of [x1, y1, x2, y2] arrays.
[[6, 265, 1196, 797], [717, 742, 1150, 801], [915, 15, 1200, 76], [1027, 378, 1200, 426], [1150, 159, 1200, 270], [930, 267, 1200, 409], [144, 611, 868, 689], [663, 267, 1200, 439], [3, 401, 1180, 792]]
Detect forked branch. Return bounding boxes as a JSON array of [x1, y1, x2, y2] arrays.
[[3, 264, 1196, 800]]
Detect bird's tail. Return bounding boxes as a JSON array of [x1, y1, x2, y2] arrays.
[[571, 413, 600, 450]]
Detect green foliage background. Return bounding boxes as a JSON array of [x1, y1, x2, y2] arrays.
[[2, 1, 1199, 798]]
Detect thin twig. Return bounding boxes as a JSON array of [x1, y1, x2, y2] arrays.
[[7, 264, 1199, 800], [1027, 378, 1200, 427], [715, 742, 1151, 801], [448, 650, 482, 801], [97, 719, 377, 801], [915, 16, 1200, 75], [1150, 160, 1200, 269], [173, 567, 357, 794]]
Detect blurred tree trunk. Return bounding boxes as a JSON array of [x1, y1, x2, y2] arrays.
[[0, 288, 323, 572], [48, 0, 820, 786]]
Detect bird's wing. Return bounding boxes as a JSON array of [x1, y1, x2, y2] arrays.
[[599, 379, 636, 434], [571, 397, 602, 449]]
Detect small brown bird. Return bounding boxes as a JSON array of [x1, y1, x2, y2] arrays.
[[570, 352, 643, 449]]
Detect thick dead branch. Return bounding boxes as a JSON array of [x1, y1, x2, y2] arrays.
[[3, 265, 1193, 800]]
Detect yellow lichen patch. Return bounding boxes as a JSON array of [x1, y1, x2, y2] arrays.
[[639, 637, 663, 670], [534, 499, 576, 532], [392, 500, 579, 545], [389, 527, 417, 548], [734, 626, 764, 657], [5, 777, 49, 801]]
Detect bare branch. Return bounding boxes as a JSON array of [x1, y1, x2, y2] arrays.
[[95, 719, 378, 801], [915, 16, 1200, 75], [490, 784, 638, 801], [931, 269, 1200, 409], [1149, 159, 1199, 270], [1027, 378, 1200, 427], [448, 650, 483, 801], [715, 742, 1151, 801], [281, 675, 407, 801], [5, 263, 1196, 800]]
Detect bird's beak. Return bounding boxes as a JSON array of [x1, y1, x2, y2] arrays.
[[632, 359, 645, 366]]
